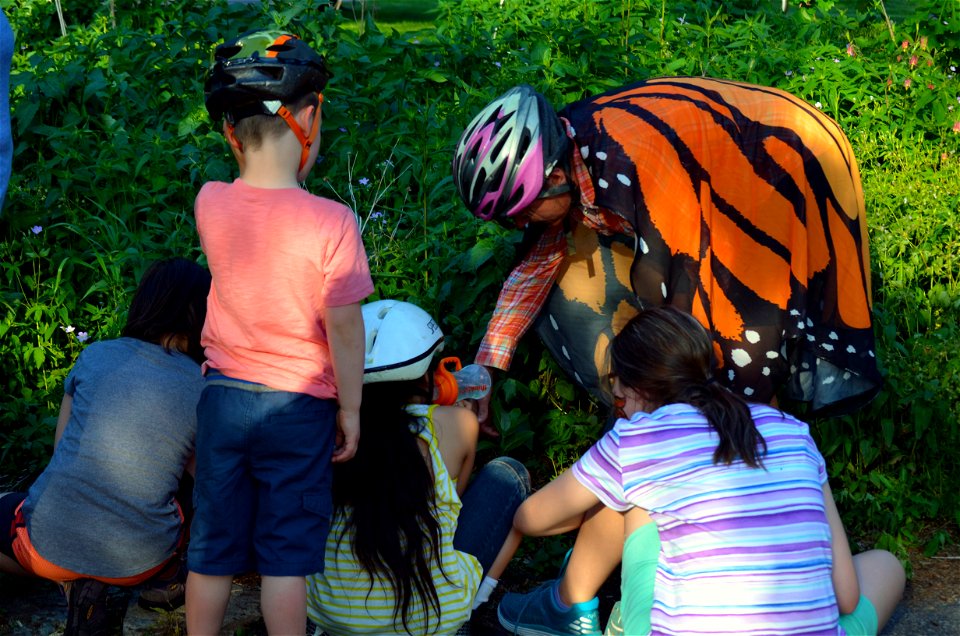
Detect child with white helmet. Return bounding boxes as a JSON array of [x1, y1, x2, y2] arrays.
[[306, 300, 531, 635]]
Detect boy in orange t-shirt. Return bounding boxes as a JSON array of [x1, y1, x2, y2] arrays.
[[185, 31, 373, 635]]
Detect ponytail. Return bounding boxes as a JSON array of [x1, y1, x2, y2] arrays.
[[611, 307, 767, 469]]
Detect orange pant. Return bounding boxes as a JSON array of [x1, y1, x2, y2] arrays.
[[11, 501, 176, 585]]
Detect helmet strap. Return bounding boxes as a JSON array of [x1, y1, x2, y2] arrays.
[[224, 121, 244, 153], [276, 92, 323, 173]]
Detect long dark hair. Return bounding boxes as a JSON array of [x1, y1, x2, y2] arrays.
[[610, 306, 767, 468], [331, 378, 442, 634], [121, 257, 211, 364]]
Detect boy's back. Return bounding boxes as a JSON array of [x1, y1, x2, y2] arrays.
[[196, 178, 372, 397], [186, 31, 371, 636]]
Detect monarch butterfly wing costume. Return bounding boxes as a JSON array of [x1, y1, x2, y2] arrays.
[[538, 77, 881, 415]]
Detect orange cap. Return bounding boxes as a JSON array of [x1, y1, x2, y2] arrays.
[[433, 357, 462, 405]]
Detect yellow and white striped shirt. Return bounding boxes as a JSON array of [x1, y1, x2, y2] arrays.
[[306, 404, 482, 635]]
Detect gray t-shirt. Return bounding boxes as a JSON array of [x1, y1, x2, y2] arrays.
[[23, 338, 203, 577]]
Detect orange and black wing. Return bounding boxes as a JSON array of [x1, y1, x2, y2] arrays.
[[547, 77, 880, 414]]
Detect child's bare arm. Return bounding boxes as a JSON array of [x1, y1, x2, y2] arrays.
[[432, 405, 479, 496], [327, 302, 364, 463], [514, 469, 602, 536], [823, 481, 860, 614]]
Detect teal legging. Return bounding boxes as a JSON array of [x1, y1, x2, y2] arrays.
[[616, 523, 659, 635]]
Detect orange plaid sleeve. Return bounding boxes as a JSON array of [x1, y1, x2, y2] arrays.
[[475, 222, 567, 370], [477, 121, 632, 370]]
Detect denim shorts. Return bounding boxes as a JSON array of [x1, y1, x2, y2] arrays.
[[187, 376, 336, 577]]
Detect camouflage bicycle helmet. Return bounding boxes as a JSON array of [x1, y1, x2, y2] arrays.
[[452, 85, 570, 221], [205, 31, 332, 123]]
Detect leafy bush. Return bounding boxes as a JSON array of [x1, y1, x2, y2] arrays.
[[2, 0, 958, 560]]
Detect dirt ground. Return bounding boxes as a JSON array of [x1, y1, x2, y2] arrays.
[[1, 547, 958, 636]]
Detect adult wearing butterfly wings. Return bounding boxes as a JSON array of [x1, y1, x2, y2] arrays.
[[452, 78, 881, 434]]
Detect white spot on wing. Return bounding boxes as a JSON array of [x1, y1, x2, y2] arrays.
[[731, 349, 752, 367]]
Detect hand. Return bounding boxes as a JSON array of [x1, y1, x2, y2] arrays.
[[332, 408, 359, 463], [476, 366, 500, 438]]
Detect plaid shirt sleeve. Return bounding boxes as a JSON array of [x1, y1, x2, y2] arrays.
[[476, 222, 568, 370]]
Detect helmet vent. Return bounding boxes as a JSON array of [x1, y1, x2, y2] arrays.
[[218, 44, 243, 59], [267, 42, 296, 53], [492, 115, 511, 135], [516, 130, 531, 157], [489, 135, 510, 163]]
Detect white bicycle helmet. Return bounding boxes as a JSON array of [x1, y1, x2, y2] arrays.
[[452, 84, 569, 221], [362, 300, 444, 384]]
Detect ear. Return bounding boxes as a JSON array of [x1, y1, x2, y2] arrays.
[[223, 120, 243, 152], [295, 103, 319, 133]]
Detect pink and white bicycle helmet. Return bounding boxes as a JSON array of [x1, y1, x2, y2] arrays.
[[452, 85, 569, 222]]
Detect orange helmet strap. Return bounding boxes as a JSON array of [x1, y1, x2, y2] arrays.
[[276, 92, 323, 173]]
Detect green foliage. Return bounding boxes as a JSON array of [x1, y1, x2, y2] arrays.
[[2, 0, 959, 564]]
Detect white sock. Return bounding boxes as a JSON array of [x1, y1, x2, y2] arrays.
[[472, 576, 499, 609]]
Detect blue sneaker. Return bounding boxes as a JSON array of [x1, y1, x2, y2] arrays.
[[497, 579, 601, 636]]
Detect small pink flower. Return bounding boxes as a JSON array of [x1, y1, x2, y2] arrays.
[[942, 152, 950, 161], [928, 83, 935, 90], [896, 55, 902, 62], [910, 55, 918, 68], [953, 121, 960, 133], [920, 36, 927, 49], [886, 78, 893, 87], [901, 40, 909, 50], [904, 78, 912, 88], [846, 43, 856, 57], [927, 59, 933, 67]]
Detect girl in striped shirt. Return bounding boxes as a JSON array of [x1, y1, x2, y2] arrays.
[[499, 306, 904, 636], [306, 300, 530, 635]]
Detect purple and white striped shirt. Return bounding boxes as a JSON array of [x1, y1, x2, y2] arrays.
[[573, 403, 843, 635]]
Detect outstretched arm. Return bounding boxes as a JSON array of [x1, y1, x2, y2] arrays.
[[475, 222, 567, 430]]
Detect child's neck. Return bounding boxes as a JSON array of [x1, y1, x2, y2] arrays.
[[236, 138, 304, 189]]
